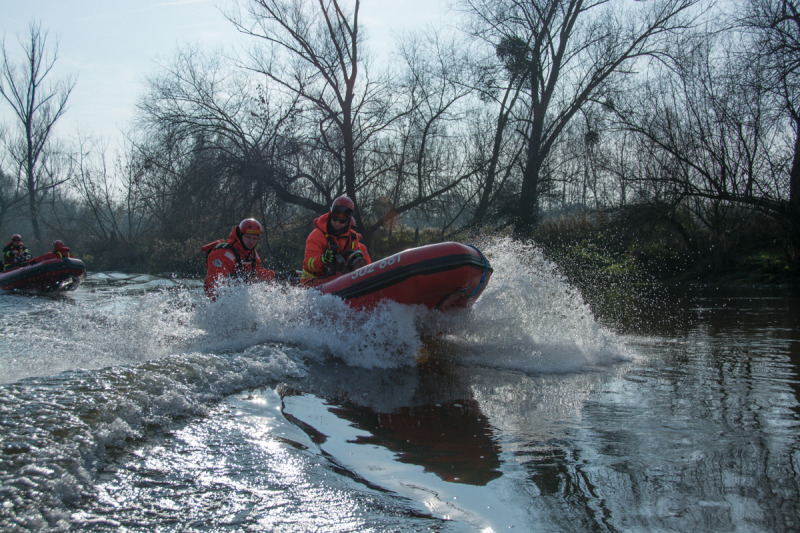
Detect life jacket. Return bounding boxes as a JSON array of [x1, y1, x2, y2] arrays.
[[54, 246, 72, 259], [201, 235, 259, 282], [324, 234, 365, 275], [202, 239, 259, 282], [3, 243, 29, 270], [301, 213, 370, 283], [202, 239, 227, 256], [3, 242, 25, 258]]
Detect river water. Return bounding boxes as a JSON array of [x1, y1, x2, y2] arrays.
[[0, 238, 798, 532]]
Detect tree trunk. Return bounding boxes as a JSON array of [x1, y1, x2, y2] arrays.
[[787, 115, 800, 271], [342, 99, 359, 226], [473, 118, 505, 225], [515, 142, 543, 238], [474, 78, 521, 227], [26, 156, 42, 245]]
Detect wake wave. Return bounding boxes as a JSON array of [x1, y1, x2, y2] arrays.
[[195, 237, 631, 372], [0, 344, 302, 530], [1, 237, 632, 384], [456, 237, 633, 372], [0, 236, 634, 530]]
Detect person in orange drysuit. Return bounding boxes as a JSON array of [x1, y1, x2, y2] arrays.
[[301, 196, 371, 285], [202, 218, 276, 298], [38, 240, 74, 261]]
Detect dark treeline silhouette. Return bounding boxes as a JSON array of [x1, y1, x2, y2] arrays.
[[1, 0, 798, 283]]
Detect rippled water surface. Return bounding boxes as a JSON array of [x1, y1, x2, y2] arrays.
[[1, 239, 798, 532]]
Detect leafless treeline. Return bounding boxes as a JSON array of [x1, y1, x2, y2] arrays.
[[2, 0, 800, 274]]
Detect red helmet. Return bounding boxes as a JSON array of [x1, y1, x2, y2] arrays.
[[11, 234, 22, 242], [238, 218, 263, 235], [330, 196, 355, 217], [53, 240, 65, 249]]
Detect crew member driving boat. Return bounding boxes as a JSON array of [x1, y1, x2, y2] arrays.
[[202, 218, 276, 298], [301, 196, 371, 285]]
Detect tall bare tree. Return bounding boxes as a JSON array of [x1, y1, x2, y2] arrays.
[[226, 0, 396, 227], [456, 33, 528, 228], [739, 0, 800, 265], [386, 30, 488, 233], [0, 134, 25, 230], [460, 0, 702, 236], [137, 45, 310, 234], [0, 21, 75, 245]]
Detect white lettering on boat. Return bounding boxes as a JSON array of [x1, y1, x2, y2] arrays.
[[350, 253, 401, 279]]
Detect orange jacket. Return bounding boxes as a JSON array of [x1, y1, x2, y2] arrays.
[[302, 213, 371, 284], [203, 226, 275, 298], [39, 246, 73, 261]]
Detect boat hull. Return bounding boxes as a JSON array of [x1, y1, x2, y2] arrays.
[[0, 257, 87, 293], [313, 242, 492, 310]]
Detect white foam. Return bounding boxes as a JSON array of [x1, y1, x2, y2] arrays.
[[2, 237, 632, 384], [422, 237, 634, 373], [0, 236, 637, 530], [193, 237, 632, 373]]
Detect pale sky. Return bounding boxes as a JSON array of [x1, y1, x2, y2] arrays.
[[1, 0, 453, 152]]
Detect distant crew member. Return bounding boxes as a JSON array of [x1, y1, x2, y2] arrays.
[[38, 240, 74, 261], [202, 218, 276, 298], [2, 234, 30, 271], [301, 196, 371, 285]]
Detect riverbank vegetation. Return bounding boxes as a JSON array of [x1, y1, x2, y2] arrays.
[[2, 0, 799, 287]]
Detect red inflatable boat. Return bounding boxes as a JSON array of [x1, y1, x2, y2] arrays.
[[310, 242, 492, 310], [0, 256, 86, 293]]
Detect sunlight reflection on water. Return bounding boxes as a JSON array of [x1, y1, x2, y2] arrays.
[[1, 244, 799, 531]]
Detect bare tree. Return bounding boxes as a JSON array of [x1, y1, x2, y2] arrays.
[[383, 30, 487, 233], [612, 31, 788, 270], [226, 0, 401, 227], [459, 0, 703, 237], [137, 44, 314, 235], [70, 135, 151, 245], [738, 0, 800, 265], [464, 26, 530, 228], [0, 136, 26, 230], [0, 21, 75, 245]]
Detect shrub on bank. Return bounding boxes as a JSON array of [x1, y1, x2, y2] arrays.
[[68, 203, 795, 288]]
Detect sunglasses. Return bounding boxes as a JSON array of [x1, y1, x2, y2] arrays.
[[332, 206, 353, 216], [331, 215, 349, 224], [331, 206, 352, 223]]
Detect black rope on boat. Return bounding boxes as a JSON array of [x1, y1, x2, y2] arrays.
[[466, 244, 490, 298]]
